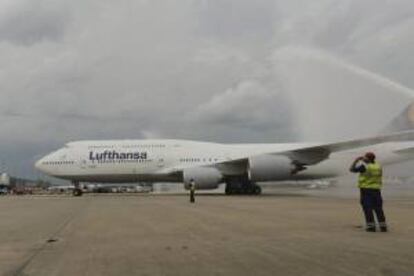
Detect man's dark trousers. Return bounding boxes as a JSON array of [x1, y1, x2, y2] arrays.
[[360, 188, 386, 228], [190, 190, 195, 203]]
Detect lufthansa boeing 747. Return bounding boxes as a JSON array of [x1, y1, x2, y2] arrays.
[[35, 129, 414, 196], [35, 102, 414, 196]]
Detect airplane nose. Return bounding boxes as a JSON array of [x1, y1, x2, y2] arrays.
[[35, 158, 44, 172]]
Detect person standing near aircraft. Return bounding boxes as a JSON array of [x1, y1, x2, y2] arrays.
[[189, 179, 196, 203], [350, 152, 387, 232]]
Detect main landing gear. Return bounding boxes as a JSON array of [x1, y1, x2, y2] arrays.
[[225, 176, 262, 195], [72, 181, 83, 197]]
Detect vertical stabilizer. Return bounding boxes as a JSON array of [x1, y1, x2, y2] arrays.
[[382, 102, 414, 134]]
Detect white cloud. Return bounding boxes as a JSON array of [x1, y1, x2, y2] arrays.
[[194, 81, 278, 126]]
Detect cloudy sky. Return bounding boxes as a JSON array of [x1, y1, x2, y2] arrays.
[[1, 0, 414, 178]]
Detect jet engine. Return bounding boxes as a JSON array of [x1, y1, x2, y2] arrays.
[[248, 155, 298, 182], [183, 167, 223, 190]]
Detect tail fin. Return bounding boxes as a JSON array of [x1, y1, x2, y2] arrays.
[[382, 102, 414, 134]]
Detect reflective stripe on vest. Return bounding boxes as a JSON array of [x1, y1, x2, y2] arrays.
[[358, 162, 383, 189]]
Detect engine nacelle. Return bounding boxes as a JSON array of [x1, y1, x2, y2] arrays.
[[183, 167, 223, 190], [248, 155, 296, 182]]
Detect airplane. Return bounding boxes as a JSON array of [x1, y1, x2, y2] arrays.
[[34, 131, 414, 196], [35, 104, 414, 197]]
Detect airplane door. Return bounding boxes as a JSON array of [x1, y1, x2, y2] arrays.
[[80, 156, 97, 170], [157, 157, 165, 168], [79, 158, 87, 169], [78, 153, 89, 169]]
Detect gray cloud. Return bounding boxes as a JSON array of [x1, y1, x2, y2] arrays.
[[0, 0, 71, 45], [195, 0, 276, 41], [0, 0, 414, 179]]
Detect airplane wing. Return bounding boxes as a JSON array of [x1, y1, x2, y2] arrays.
[[283, 130, 414, 165], [162, 130, 414, 175]]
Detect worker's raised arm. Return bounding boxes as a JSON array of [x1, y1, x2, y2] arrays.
[[350, 156, 364, 173]]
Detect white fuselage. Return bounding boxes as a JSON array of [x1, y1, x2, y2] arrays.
[[35, 139, 414, 184]]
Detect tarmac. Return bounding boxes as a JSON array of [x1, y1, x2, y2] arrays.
[[0, 189, 414, 276]]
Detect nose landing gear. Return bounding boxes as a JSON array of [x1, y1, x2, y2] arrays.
[[72, 181, 83, 197]]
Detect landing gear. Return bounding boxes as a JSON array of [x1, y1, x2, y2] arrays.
[[254, 185, 262, 195], [72, 181, 83, 197], [225, 176, 262, 195]]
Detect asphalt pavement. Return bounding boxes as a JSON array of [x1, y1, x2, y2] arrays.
[[0, 193, 413, 276]]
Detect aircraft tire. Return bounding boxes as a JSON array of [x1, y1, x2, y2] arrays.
[[73, 188, 83, 197], [254, 186, 262, 195]]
